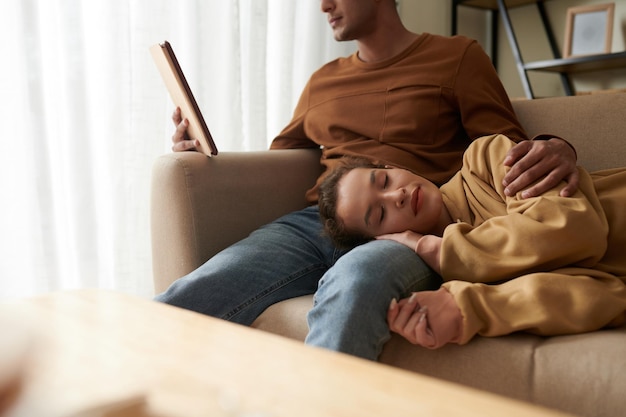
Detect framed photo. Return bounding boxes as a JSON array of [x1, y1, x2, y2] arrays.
[[563, 3, 614, 58]]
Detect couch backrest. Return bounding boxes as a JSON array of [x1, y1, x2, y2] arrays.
[[511, 93, 626, 172]]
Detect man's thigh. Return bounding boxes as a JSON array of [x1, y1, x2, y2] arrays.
[[155, 206, 341, 324]]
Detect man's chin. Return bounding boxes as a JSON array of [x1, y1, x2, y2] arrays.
[[331, 28, 354, 42]]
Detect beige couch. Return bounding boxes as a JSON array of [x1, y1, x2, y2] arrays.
[[151, 92, 626, 417]]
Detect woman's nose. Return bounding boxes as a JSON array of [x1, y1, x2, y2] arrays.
[[384, 188, 406, 208]]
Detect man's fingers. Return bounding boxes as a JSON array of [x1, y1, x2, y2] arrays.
[[171, 139, 199, 152], [503, 139, 578, 198], [169, 107, 199, 153], [502, 143, 558, 189], [172, 107, 183, 125], [505, 165, 561, 198], [559, 170, 580, 197], [174, 118, 189, 139], [503, 164, 547, 196], [505, 160, 579, 198], [171, 117, 195, 152], [502, 140, 532, 168]]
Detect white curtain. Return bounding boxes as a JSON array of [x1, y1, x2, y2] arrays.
[[0, 0, 355, 300]]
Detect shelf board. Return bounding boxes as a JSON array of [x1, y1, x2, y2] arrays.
[[456, 0, 545, 9], [524, 51, 626, 73]]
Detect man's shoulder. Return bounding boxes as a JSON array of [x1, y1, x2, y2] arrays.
[[420, 33, 477, 49], [423, 32, 475, 44], [310, 54, 355, 78]]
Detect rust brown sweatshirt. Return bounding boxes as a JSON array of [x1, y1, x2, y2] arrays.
[[271, 33, 527, 203]]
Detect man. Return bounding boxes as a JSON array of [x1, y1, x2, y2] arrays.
[[156, 0, 578, 360]]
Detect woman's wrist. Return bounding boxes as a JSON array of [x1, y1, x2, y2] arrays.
[[415, 235, 442, 274]]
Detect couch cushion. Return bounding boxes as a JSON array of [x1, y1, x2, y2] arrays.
[[253, 295, 626, 417], [380, 333, 542, 402], [531, 328, 626, 417], [252, 296, 541, 401], [251, 295, 313, 341]]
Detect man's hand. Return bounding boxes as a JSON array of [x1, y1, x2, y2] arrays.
[[387, 288, 463, 349], [171, 107, 200, 152], [502, 138, 579, 198]]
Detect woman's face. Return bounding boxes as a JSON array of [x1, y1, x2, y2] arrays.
[[335, 167, 445, 238]]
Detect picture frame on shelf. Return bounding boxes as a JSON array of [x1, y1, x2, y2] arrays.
[[563, 3, 615, 58]]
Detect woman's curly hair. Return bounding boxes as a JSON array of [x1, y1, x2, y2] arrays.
[[318, 157, 387, 249]]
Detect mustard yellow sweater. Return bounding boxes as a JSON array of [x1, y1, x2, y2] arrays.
[[440, 135, 626, 343], [271, 33, 526, 203]]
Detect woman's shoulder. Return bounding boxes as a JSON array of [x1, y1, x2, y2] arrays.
[[465, 134, 516, 164]]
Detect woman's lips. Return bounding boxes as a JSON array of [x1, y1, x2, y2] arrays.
[[411, 187, 420, 215]]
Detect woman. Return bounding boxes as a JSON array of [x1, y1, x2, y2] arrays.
[[318, 134, 626, 349]]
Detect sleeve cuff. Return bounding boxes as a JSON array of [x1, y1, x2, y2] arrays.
[[531, 134, 578, 159]]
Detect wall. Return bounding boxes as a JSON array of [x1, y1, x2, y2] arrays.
[[397, 0, 492, 63], [399, 0, 626, 98], [398, 0, 450, 36]]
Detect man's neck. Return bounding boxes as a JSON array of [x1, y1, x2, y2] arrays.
[[356, 27, 418, 63]]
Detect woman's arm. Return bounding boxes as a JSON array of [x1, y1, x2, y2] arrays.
[[389, 271, 626, 348], [376, 233, 442, 274], [445, 271, 626, 345], [440, 135, 608, 283]]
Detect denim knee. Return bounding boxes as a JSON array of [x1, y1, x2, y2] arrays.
[[322, 239, 441, 301], [305, 240, 441, 358]]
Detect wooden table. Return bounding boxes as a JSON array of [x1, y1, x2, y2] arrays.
[[0, 290, 575, 417]]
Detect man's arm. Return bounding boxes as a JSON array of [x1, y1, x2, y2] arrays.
[[170, 77, 318, 153], [270, 79, 319, 150]]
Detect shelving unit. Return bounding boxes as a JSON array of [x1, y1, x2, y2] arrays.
[[452, 0, 626, 98]]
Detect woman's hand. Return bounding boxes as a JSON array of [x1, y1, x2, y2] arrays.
[[171, 107, 200, 152], [387, 288, 463, 349], [377, 233, 442, 274], [376, 230, 423, 251], [503, 138, 579, 198]]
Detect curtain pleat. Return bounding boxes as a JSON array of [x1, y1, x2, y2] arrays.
[[0, 0, 355, 300]]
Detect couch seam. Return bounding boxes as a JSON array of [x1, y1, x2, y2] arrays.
[[527, 337, 541, 404]]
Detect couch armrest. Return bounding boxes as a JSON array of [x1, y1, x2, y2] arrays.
[[151, 149, 323, 294]]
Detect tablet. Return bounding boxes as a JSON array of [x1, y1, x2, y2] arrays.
[[150, 41, 218, 156]]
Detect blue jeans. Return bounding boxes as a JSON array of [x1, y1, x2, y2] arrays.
[[154, 206, 442, 360]]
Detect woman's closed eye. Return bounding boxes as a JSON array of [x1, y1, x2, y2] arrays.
[[378, 172, 388, 225], [367, 169, 390, 228]]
